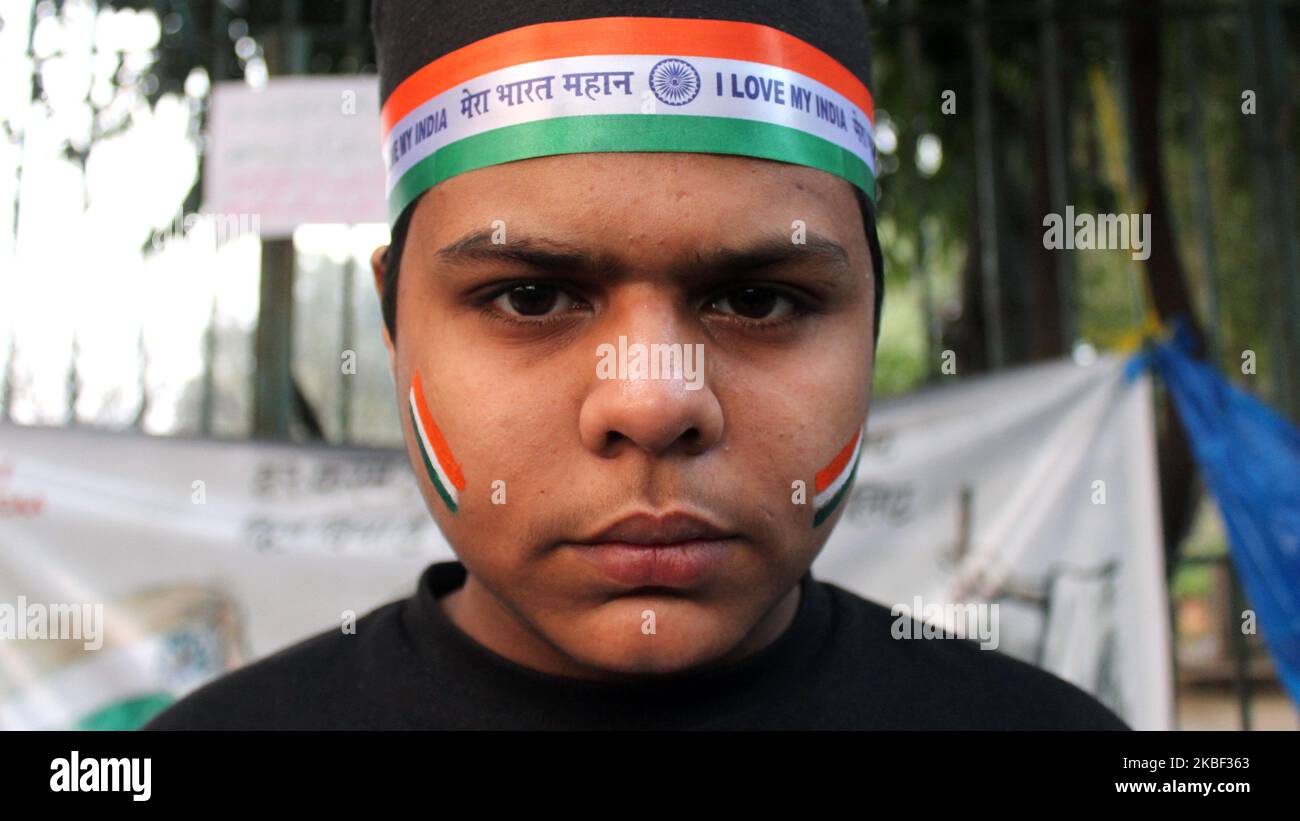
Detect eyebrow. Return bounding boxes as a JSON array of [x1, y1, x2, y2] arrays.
[[682, 234, 853, 286], [435, 228, 855, 287], [437, 229, 619, 275]]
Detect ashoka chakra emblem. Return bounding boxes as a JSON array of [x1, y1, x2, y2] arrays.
[[649, 58, 701, 106]]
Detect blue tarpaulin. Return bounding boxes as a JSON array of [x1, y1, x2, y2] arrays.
[[1126, 319, 1300, 707]]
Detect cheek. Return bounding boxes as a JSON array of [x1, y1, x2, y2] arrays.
[[411, 351, 578, 534], [715, 329, 870, 528]]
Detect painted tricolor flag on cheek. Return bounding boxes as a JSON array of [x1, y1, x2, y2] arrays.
[[408, 370, 466, 513], [813, 426, 864, 527]]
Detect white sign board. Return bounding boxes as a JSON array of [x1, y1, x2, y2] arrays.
[[203, 76, 387, 236]]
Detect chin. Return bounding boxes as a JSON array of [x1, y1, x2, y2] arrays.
[[554, 598, 747, 677]]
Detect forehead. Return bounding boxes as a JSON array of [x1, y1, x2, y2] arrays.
[[407, 152, 866, 260]]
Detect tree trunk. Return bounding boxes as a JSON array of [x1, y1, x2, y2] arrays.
[[1126, 0, 1201, 574]]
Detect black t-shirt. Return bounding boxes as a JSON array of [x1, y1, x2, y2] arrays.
[[144, 560, 1130, 730]]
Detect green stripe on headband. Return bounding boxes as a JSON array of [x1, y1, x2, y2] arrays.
[[387, 114, 876, 223]]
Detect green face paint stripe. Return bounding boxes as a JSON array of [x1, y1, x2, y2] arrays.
[[812, 446, 861, 528], [387, 114, 876, 222], [409, 404, 459, 514]]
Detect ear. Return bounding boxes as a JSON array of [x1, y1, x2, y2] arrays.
[[370, 244, 396, 367]]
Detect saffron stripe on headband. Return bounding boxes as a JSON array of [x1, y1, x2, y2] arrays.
[[813, 427, 864, 527], [381, 17, 877, 224], [381, 17, 873, 129], [408, 370, 466, 513]]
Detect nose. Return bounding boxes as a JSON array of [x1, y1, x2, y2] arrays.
[[578, 295, 723, 458]]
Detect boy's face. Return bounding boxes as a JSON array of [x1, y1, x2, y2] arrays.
[[373, 152, 874, 677]]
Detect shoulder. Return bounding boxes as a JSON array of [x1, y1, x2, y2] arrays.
[[141, 599, 408, 730], [818, 580, 1131, 730]]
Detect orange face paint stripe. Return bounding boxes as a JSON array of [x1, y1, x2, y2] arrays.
[[815, 428, 862, 494], [410, 370, 466, 491]]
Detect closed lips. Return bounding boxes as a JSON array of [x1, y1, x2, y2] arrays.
[[578, 512, 737, 546]]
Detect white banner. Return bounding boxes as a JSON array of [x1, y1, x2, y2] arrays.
[[0, 355, 1171, 729], [814, 355, 1172, 729]]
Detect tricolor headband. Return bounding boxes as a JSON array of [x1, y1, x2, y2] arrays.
[[379, 16, 877, 224]]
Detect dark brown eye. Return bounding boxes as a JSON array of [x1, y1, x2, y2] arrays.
[[491, 283, 578, 319], [711, 287, 795, 321]]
